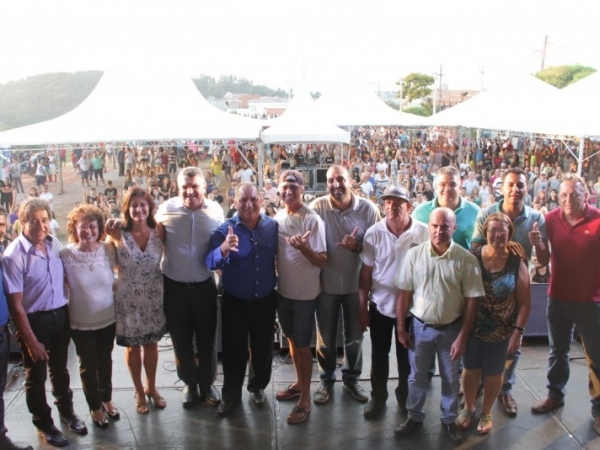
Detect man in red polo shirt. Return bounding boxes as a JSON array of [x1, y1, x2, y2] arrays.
[[530, 174, 600, 436]]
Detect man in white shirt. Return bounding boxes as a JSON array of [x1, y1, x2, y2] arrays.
[[39, 185, 53, 211], [155, 167, 224, 409], [359, 184, 428, 419], [235, 162, 254, 183]]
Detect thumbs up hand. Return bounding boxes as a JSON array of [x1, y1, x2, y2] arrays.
[[221, 225, 239, 256], [337, 226, 361, 252], [528, 221, 542, 246]]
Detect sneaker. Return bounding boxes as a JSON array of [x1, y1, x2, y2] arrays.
[[343, 381, 368, 403], [313, 384, 333, 404]]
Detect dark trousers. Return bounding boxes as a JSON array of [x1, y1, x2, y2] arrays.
[[19, 306, 73, 430], [0, 325, 9, 438], [164, 275, 218, 388], [369, 303, 410, 404], [221, 290, 277, 402], [70, 323, 116, 411]]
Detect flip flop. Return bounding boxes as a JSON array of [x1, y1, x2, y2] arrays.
[[287, 405, 311, 424], [276, 385, 302, 401]]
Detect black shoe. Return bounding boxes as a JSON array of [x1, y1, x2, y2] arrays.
[[343, 381, 368, 403], [0, 436, 33, 450], [250, 390, 266, 407], [59, 413, 88, 435], [199, 385, 221, 406], [394, 418, 423, 436], [182, 385, 198, 409], [216, 399, 240, 418], [443, 422, 465, 444], [37, 425, 69, 447], [363, 398, 386, 419]]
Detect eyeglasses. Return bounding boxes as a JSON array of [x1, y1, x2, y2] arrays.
[[77, 225, 99, 232]]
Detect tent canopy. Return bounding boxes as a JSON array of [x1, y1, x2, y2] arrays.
[[0, 70, 261, 145], [261, 89, 350, 144], [426, 75, 560, 133], [316, 83, 427, 127]]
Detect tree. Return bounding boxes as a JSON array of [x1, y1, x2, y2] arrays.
[[397, 73, 434, 103], [535, 65, 596, 89]]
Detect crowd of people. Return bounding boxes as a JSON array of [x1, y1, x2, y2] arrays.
[[0, 130, 597, 447]]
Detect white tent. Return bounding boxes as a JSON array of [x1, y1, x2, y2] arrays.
[[261, 89, 350, 144], [427, 75, 560, 133], [532, 71, 600, 138], [316, 83, 427, 127], [0, 70, 261, 145]]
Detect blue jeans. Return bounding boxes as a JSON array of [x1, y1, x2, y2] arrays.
[[500, 346, 521, 395], [546, 298, 600, 417], [407, 319, 461, 424], [315, 292, 363, 386]]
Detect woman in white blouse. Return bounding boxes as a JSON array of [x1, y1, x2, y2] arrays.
[[61, 205, 119, 428]]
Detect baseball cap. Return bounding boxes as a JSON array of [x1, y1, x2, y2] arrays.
[[279, 170, 304, 186], [380, 183, 411, 203]]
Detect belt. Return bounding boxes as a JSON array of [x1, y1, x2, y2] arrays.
[[27, 304, 68, 318], [413, 315, 462, 330], [165, 275, 213, 289]]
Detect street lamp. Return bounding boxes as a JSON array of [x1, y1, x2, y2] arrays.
[[398, 79, 406, 111]]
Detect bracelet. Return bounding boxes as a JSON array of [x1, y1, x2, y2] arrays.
[[514, 326, 525, 333]]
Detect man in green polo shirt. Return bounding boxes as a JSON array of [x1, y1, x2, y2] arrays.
[[412, 166, 480, 250]]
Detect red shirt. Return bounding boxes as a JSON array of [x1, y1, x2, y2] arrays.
[[546, 205, 600, 302]]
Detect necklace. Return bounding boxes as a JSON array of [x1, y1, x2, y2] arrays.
[[79, 244, 101, 271]]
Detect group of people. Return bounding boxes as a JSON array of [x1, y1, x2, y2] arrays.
[[0, 145, 597, 448], [0, 167, 224, 448]]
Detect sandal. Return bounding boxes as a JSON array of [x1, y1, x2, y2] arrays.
[[102, 402, 120, 420], [276, 385, 302, 401], [477, 414, 493, 435], [145, 390, 167, 409], [455, 408, 475, 429], [287, 405, 311, 424], [134, 392, 149, 414]]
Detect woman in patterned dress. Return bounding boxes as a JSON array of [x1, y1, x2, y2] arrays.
[[456, 212, 531, 435], [107, 187, 167, 414], [61, 205, 119, 428]]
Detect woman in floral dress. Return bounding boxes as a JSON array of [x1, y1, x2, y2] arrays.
[[107, 187, 166, 414]]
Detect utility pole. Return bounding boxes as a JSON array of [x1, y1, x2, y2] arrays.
[[540, 35, 548, 71], [433, 65, 443, 114]]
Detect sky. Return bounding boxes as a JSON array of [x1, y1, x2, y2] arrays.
[[1, 0, 599, 94]]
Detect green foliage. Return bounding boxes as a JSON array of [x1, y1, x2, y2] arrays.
[[385, 101, 399, 110], [0, 71, 103, 131], [535, 65, 596, 89], [397, 73, 434, 102], [192, 74, 287, 98], [403, 106, 430, 117]]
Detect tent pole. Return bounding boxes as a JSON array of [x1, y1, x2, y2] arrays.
[[257, 139, 264, 191], [577, 137, 584, 176]]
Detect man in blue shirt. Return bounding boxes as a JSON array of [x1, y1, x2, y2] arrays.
[[206, 182, 278, 417]]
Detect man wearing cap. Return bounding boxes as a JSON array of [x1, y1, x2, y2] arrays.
[[359, 184, 428, 419], [274, 170, 327, 424], [309, 165, 381, 404]]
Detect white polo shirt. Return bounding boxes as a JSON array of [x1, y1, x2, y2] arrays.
[[395, 241, 484, 325], [360, 217, 428, 318]]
